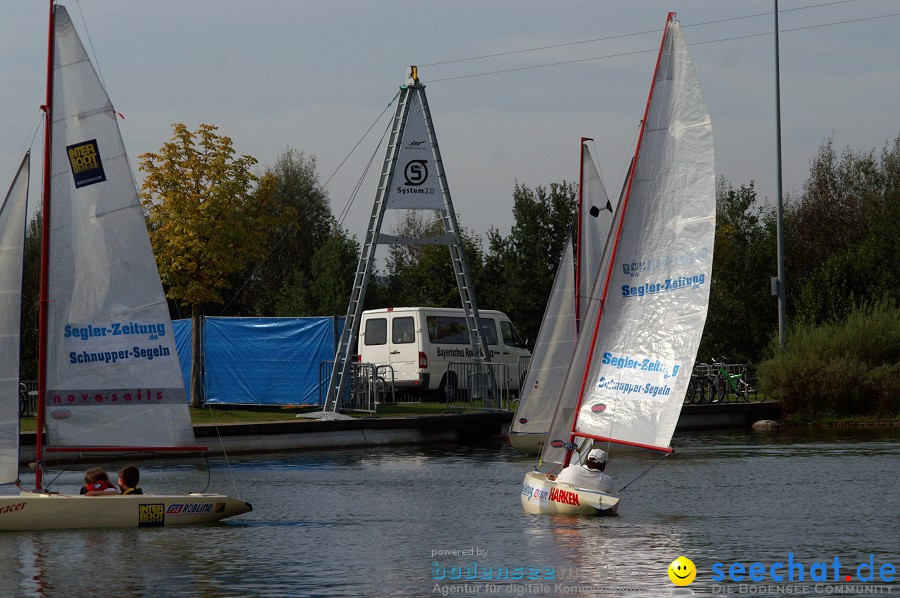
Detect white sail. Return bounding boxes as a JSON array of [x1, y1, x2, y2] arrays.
[[571, 18, 715, 452], [510, 145, 616, 444], [0, 154, 30, 483], [44, 7, 195, 448], [541, 192, 626, 465], [510, 235, 577, 437], [577, 144, 615, 316]]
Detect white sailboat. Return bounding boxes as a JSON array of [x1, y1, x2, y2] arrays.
[[0, 2, 251, 531], [507, 140, 616, 454], [521, 12, 716, 515]]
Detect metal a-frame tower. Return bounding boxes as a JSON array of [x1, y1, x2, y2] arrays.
[[322, 66, 490, 414]]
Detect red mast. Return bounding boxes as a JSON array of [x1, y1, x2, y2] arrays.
[[563, 13, 676, 467], [35, 0, 55, 491]]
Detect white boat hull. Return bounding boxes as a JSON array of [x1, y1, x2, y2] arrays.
[[507, 432, 544, 455], [520, 471, 618, 516], [0, 491, 252, 531]]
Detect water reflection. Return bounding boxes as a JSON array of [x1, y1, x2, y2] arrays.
[[0, 427, 896, 596]]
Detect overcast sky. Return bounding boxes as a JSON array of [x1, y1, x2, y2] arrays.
[[2, 0, 898, 246]]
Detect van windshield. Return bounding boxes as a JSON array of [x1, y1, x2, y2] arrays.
[[426, 316, 498, 346]]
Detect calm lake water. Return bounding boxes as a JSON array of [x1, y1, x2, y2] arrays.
[[1, 426, 897, 597]]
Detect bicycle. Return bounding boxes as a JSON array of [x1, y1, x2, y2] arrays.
[[684, 363, 715, 404], [709, 357, 758, 403]]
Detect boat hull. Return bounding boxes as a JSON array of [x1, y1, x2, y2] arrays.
[[0, 492, 252, 531], [507, 432, 544, 455], [520, 471, 618, 516]]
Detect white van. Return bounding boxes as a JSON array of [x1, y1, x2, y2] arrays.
[[358, 307, 531, 398]]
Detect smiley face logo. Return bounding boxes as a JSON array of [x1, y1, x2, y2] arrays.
[[668, 556, 696, 586]]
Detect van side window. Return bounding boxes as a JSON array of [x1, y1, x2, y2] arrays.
[[500, 320, 526, 348], [392, 317, 415, 344], [480, 320, 499, 346], [427, 315, 498, 346], [427, 316, 467, 344], [364, 318, 387, 346]]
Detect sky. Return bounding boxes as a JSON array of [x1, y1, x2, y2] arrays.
[[2, 0, 898, 247]]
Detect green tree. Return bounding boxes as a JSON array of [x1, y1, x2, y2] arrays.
[[273, 223, 360, 316], [699, 179, 776, 363], [382, 210, 484, 309], [790, 134, 900, 323], [138, 123, 290, 407], [225, 148, 332, 316], [481, 181, 575, 342], [19, 212, 41, 382]]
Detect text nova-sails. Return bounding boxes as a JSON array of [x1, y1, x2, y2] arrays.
[[0, 3, 250, 531], [522, 13, 716, 515]]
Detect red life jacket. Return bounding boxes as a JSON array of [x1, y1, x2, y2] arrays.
[[84, 479, 116, 493]]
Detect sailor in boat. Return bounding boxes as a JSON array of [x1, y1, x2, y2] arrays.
[[118, 465, 143, 495], [552, 448, 613, 493], [80, 468, 120, 496]]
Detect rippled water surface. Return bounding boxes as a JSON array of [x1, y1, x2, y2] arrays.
[[1, 427, 897, 597]]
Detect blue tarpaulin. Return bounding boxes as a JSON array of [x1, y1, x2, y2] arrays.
[[172, 317, 343, 405]]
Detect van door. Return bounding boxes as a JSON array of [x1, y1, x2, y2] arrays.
[[361, 315, 390, 370], [499, 319, 531, 391], [387, 314, 418, 388]]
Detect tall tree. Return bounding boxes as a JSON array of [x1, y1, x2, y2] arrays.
[[481, 181, 575, 342], [789, 134, 900, 323], [382, 210, 484, 309], [138, 123, 290, 407], [699, 179, 776, 363], [273, 223, 360, 316], [225, 148, 331, 316]]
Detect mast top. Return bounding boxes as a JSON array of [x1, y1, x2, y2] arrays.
[[404, 65, 420, 87]]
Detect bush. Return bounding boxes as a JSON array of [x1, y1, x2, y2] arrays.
[[757, 301, 899, 418]]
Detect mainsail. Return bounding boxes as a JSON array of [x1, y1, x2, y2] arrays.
[[543, 15, 715, 462], [0, 154, 30, 483], [43, 7, 195, 448], [510, 144, 615, 441]]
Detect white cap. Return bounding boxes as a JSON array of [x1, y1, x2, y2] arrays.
[[587, 448, 607, 464]]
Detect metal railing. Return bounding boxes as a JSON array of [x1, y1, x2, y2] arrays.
[[19, 380, 38, 416], [444, 361, 512, 412], [318, 362, 399, 413]]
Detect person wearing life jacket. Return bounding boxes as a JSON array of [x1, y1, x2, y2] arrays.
[[80, 468, 119, 496], [552, 448, 614, 493], [118, 465, 143, 495]]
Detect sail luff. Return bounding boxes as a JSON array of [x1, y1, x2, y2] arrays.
[[562, 14, 676, 466], [0, 154, 30, 484]]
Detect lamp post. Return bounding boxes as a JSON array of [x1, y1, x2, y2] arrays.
[[773, 0, 787, 347]]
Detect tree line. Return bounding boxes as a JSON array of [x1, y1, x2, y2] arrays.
[[19, 125, 899, 410]]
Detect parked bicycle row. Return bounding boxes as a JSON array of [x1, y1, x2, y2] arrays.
[[684, 358, 765, 404]]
